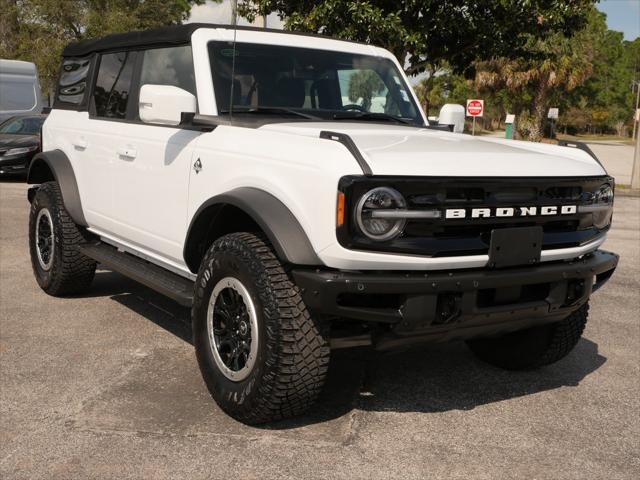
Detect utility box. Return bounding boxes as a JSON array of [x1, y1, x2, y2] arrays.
[[438, 104, 465, 133], [505, 114, 516, 139]]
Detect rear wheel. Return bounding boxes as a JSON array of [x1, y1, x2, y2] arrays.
[[466, 303, 589, 370], [192, 232, 330, 424], [29, 181, 96, 295]]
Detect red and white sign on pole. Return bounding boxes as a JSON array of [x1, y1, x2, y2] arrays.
[[466, 99, 484, 117], [466, 99, 484, 135]]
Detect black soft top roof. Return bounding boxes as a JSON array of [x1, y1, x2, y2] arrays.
[[62, 23, 363, 57]]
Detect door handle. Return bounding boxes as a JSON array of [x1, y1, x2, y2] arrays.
[[73, 138, 88, 150], [117, 147, 137, 159]]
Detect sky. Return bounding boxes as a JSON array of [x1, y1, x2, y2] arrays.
[[188, 0, 639, 40], [597, 0, 640, 40]]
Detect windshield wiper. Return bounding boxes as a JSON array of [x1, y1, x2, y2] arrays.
[[220, 107, 319, 120], [332, 112, 412, 125]]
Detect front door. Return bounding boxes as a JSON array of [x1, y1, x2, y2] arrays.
[[107, 45, 200, 266], [109, 124, 200, 265]]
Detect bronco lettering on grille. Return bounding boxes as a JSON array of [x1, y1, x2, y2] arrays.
[[445, 205, 577, 219]]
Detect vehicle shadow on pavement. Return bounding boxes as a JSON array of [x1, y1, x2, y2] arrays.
[[90, 269, 607, 429], [83, 270, 193, 343], [265, 338, 605, 429]]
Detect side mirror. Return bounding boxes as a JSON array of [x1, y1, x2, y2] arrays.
[[139, 84, 196, 126]]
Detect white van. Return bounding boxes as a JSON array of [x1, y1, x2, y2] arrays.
[[0, 59, 44, 122]]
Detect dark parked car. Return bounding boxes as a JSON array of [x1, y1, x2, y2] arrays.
[[0, 114, 46, 177]]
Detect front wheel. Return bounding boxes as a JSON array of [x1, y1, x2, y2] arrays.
[[466, 303, 589, 370], [192, 232, 330, 424]]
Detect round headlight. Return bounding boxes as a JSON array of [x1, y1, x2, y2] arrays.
[[594, 184, 614, 204], [590, 184, 614, 229], [356, 187, 406, 241]]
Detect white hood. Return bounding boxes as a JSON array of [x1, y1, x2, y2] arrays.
[[259, 122, 607, 177]]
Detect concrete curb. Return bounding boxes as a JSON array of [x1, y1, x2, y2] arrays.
[[616, 188, 640, 198]]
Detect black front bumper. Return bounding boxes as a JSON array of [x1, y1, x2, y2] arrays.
[[292, 250, 618, 349]]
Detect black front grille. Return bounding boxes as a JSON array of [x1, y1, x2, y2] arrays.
[[337, 175, 612, 257]]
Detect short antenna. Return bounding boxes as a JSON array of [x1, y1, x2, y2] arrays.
[[229, 0, 239, 124]]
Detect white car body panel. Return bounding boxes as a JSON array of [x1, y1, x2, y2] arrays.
[[43, 110, 114, 224], [259, 122, 606, 177], [40, 27, 610, 275], [188, 125, 363, 263]]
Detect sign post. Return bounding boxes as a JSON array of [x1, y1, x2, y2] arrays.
[[466, 99, 484, 135], [548, 108, 559, 139]]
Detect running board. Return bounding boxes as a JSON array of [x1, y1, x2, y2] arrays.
[[79, 242, 194, 307]]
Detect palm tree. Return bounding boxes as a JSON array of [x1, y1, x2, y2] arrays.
[[475, 31, 594, 141]]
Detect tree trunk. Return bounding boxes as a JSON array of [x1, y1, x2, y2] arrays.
[[529, 80, 549, 142], [0, 0, 19, 56]]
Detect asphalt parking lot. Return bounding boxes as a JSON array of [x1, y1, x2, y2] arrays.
[[1, 179, 638, 480]]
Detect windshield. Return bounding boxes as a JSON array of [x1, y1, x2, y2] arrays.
[[209, 41, 423, 125], [0, 116, 45, 135]]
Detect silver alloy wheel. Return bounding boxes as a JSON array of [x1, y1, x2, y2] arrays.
[[206, 277, 259, 382], [35, 208, 54, 271]]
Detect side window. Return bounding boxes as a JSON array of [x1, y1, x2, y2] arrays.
[[57, 57, 91, 106], [140, 46, 196, 95], [93, 52, 136, 119]]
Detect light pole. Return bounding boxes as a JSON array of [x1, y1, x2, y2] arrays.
[[629, 80, 639, 190], [633, 114, 640, 190], [633, 81, 640, 140]]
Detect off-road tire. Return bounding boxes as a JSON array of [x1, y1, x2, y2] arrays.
[[466, 303, 589, 370], [192, 232, 330, 424], [29, 181, 96, 295]]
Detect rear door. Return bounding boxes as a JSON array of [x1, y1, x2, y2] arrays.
[[79, 51, 138, 232]]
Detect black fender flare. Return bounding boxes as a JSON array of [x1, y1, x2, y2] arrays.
[[184, 187, 322, 270], [27, 150, 87, 226]]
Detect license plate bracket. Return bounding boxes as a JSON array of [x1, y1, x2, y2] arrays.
[[489, 226, 543, 268]]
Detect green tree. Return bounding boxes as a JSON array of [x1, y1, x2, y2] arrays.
[[473, 9, 639, 140], [0, 0, 19, 56], [238, 0, 594, 77], [1, 0, 210, 95], [347, 70, 384, 110], [568, 23, 639, 135], [414, 69, 472, 117], [475, 20, 597, 141]]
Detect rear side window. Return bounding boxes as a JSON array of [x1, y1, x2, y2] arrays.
[[57, 58, 91, 105], [140, 45, 196, 95], [93, 51, 136, 119]]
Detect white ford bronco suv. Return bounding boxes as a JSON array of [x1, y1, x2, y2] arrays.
[[28, 24, 618, 424]]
